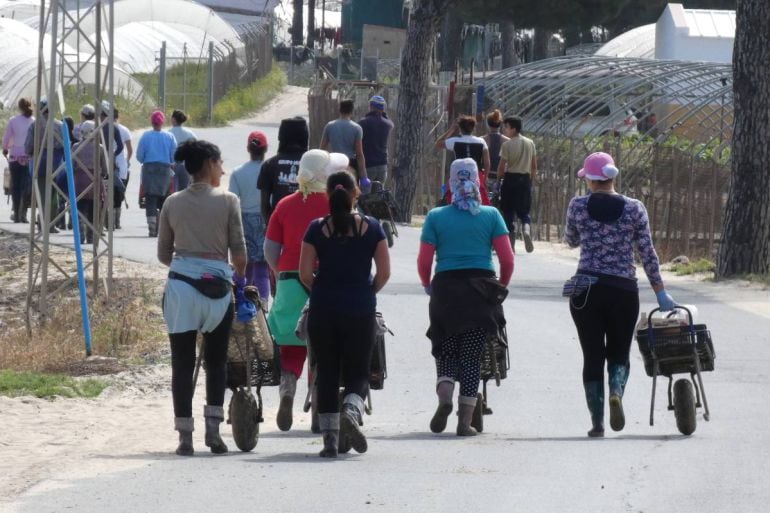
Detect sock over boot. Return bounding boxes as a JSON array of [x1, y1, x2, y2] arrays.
[[430, 379, 454, 433], [608, 363, 629, 432], [174, 417, 194, 456], [318, 413, 340, 458], [584, 381, 605, 437], [456, 396, 479, 437], [277, 372, 297, 431], [204, 405, 228, 454], [340, 393, 367, 453]]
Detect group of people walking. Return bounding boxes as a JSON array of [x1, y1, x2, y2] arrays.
[[75, 96, 674, 456]]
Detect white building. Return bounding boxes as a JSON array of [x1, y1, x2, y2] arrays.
[[596, 3, 735, 64]]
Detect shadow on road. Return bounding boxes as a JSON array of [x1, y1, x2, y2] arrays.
[[507, 434, 689, 442]]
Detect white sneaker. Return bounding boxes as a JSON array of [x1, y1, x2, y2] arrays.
[[523, 224, 534, 253]]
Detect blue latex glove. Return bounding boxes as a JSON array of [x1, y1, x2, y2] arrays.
[[656, 289, 676, 312], [234, 275, 256, 322], [360, 176, 372, 194], [423, 285, 432, 296]]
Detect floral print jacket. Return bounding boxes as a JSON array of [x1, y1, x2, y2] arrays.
[[564, 194, 662, 286]]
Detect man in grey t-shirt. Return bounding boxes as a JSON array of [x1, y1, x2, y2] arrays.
[[320, 99, 368, 188]]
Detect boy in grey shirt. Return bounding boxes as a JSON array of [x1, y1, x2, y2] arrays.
[[320, 99, 369, 189]]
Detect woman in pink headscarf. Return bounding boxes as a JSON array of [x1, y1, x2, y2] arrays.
[[137, 110, 177, 237]]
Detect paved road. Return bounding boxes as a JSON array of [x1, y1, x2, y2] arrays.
[[3, 92, 770, 512]]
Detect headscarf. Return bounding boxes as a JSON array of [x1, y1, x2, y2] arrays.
[[297, 149, 349, 199], [449, 158, 481, 215]]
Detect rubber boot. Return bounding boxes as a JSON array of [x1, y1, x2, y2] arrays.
[[147, 215, 158, 237], [174, 417, 194, 456], [318, 413, 339, 458], [203, 405, 228, 454], [608, 363, 629, 432], [456, 395, 479, 436], [584, 381, 605, 438], [114, 208, 122, 230], [523, 223, 534, 253], [430, 379, 454, 433], [276, 372, 297, 431], [340, 393, 367, 453]]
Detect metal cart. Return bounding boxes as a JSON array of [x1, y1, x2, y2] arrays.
[[635, 306, 715, 435]]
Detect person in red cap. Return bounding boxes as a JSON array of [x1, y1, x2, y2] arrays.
[[228, 131, 270, 299], [565, 151, 675, 438]]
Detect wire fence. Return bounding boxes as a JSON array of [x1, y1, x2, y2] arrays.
[[134, 22, 274, 124]]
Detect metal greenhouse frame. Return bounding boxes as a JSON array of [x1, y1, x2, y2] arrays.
[[482, 56, 733, 259]]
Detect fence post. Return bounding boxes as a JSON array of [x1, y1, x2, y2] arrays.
[[290, 45, 294, 85], [159, 41, 166, 111], [208, 41, 215, 125]]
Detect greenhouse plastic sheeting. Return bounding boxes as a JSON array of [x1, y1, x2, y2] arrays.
[[0, 17, 145, 109]]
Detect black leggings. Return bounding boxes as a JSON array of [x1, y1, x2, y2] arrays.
[[569, 284, 639, 383], [9, 161, 30, 217], [169, 304, 233, 418], [308, 310, 375, 414]]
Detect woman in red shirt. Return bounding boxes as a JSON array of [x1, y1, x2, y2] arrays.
[[264, 149, 350, 433]]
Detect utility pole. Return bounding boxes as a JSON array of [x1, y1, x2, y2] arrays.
[[26, 0, 116, 326]]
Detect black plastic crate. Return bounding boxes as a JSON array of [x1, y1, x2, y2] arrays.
[[636, 324, 715, 377]]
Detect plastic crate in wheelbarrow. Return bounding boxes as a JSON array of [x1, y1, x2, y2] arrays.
[[226, 290, 281, 452], [358, 183, 398, 247], [636, 323, 715, 377]]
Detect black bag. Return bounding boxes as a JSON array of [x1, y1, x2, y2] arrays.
[[169, 271, 232, 299], [562, 274, 598, 298]]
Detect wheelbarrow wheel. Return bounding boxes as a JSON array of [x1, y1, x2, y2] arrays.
[[471, 393, 484, 433], [382, 221, 395, 248], [673, 378, 697, 436], [229, 388, 260, 452]]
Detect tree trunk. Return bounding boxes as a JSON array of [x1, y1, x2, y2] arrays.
[[292, 0, 304, 46], [439, 10, 463, 72], [501, 21, 517, 69], [392, 0, 459, 222], [717, 0, 770, 277], [307, 0, 316, 49], [533, 28, 549, 60]]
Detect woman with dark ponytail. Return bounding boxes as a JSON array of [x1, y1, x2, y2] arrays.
[[157, 139, 247, 456], [299, 170, 391, 458]]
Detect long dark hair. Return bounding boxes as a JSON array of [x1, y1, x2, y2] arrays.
[[327, 171, 357, 238], [174, 140, 221, 175]]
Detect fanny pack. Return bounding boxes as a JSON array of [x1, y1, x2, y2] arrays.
[[169, 271, 232, 299], [562, 274, 598, 309]]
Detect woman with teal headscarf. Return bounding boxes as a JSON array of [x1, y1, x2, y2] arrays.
[[418, 158, 515, 437]]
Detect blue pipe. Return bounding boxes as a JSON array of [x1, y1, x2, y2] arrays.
[[60, 120, 93, 356]]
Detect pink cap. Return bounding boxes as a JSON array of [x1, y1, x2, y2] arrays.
[[150, 110, 165, 126], [577, 152, 619, 181]]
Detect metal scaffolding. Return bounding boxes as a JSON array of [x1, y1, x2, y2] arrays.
[[26, 0, 116, 326]]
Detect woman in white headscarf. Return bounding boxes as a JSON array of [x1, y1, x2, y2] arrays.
[[418, 158, 514, 436], [263, 149, 349, 433]]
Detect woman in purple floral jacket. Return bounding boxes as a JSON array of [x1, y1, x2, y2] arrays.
[[565, 152, 676, 438]]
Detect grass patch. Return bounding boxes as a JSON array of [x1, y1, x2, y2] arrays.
[[211, 65, 287, 125], [0, 369, 107, 399], [60, 86, 156, 131], [135, 63, 286, 126], [670, 258, 716, 276]]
